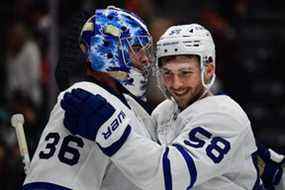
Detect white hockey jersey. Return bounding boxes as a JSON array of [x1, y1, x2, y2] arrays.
[[107, 95, 261, 190], [23, 81, 154, 190]]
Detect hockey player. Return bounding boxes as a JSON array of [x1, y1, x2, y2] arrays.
[[61, 24, 266, 189], [22, 6, 155, 190]]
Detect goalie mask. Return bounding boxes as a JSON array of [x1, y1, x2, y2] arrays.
[[156, 23, 216, 99], [80, 6, 154, 99]]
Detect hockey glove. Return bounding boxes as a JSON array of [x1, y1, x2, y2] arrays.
[[61, 88, 131, 156], [257, 144, 285, 189], [61, 88, 116, 141]]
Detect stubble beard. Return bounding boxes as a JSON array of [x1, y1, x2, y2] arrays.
[[173, 85, 205, 110]]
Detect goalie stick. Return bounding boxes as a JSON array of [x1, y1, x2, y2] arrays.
[[10, 114, 30, 174]]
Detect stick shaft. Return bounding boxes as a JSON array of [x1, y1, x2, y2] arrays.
[[15, 125, 30, 164], [11, 114, 30, 174]]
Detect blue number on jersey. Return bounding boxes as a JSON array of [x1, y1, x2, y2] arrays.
[[39, 132, 84, 166], [39, 133, 60, 159], [184, 127, 231, 163]]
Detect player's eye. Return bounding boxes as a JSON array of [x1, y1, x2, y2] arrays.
[[160, 69, 172, 78], [178, 70, 192, 78], [131, 45, 143, 53]]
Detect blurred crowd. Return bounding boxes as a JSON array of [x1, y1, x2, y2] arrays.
[[0, 0, 284, 189]]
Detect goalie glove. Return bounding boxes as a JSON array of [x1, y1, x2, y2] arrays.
[[61, 88, 131, 156]]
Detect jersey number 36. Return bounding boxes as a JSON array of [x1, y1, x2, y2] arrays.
[[184, 127, 231, 164], [39, 132, 84, 166]]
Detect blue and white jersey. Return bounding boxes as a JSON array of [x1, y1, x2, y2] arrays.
[[23, 81, 152, 190], [107, 95, 260, 190]]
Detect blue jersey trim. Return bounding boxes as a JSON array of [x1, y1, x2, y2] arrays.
[[22, 182, 72, 190], [97, 125, 131, 157], [162, 147, 172, 190], [173, 143, 197, 189]]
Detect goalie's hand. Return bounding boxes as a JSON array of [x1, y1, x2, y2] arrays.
[[61, 88, 132, 156], [61, 88, 115, 141]]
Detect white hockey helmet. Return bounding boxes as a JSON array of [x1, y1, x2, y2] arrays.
[[156, 23, 216, 94]]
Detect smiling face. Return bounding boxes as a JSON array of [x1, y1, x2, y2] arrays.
[[159, 55, 212, 109]]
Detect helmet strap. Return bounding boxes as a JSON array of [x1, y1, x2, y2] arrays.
[[200, 64, 216, 99]]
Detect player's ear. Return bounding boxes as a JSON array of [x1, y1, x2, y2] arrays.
[[204, 63, 215, 83]]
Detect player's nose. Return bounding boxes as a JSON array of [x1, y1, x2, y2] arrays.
[[171, 75, 184, 89], [140, 53, 150, 66]]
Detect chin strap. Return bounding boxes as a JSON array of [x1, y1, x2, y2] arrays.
[[199, 63, 216, 99]]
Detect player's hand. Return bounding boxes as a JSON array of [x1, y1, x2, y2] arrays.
[[61, 88, 115, 141], [257, 144, 285, 189], [61, 88, 132, 157], [262, 159, 283, 189]]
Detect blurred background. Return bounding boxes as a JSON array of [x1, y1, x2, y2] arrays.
[[0, 0, 284, 189]]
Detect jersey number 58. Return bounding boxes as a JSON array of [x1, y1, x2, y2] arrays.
[[184, 127, 231, 164]]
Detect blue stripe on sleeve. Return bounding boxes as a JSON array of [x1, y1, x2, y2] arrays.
[[22, 182, 72, 190], [173, 143, 197, 189], [97, 125, 132, 157], [162, 147, 172, 190]]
